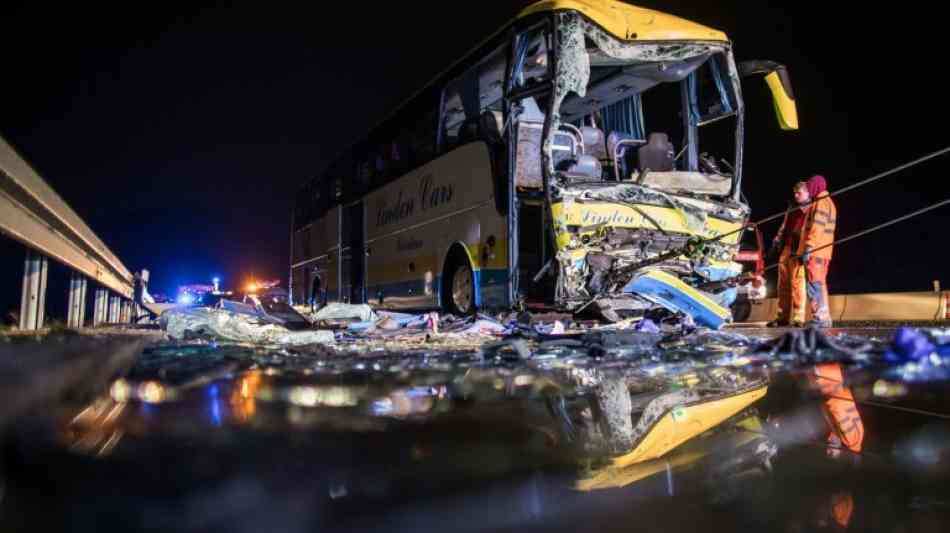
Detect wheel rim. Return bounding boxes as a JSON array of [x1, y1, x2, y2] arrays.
[[452, 264, 473, 314]]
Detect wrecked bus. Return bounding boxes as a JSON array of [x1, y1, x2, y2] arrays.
[[290, 0, 797, 326]]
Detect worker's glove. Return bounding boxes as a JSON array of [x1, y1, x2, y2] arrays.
[[801, 247, 813, 264]]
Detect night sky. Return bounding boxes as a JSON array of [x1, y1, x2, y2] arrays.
[[2, 1, 948, 319]]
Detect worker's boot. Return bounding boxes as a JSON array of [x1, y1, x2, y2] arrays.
[[766, 319, 788, 328]]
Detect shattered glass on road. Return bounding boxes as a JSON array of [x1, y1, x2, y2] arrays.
[[4, 318, 950, 532]]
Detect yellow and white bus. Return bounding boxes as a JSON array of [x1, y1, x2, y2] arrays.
[[290, 0, 797, 323]]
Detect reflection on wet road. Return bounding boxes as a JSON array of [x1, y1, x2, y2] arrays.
[[2, 326, 950, 532]]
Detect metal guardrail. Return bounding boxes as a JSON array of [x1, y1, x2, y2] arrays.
[[0, 136, 134, 299], [746, 291, 949, 323]]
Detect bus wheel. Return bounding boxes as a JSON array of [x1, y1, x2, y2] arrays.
[[731, 297, 752, 323], [445, 258, 475, 316]]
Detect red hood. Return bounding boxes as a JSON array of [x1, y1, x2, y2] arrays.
[[806, 175, 827, 197]]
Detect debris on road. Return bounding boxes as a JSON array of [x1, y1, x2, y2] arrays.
[[310, 302, 377, 323], [161, 306, 334, 346]]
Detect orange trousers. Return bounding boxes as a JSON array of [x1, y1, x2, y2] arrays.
[[776, 246, 807, 324], [802, 256, 832, 322], [811, 363, 865, 454]]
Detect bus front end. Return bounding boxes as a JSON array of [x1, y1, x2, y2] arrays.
[[510, 8, 797, 327]]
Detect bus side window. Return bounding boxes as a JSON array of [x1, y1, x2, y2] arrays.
[[440, 43, 508, 153], [440, 86, 468, 151], [512, 25, 551, 91], [354, 153, 372, 195], [407, 105, 438, 167]]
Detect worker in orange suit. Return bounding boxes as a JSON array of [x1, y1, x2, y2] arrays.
[[811, 363, 865, 456], [768, 181, 809, 327], [797, 175, 837, 328]]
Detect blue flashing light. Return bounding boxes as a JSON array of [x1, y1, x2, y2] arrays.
[[177, 293, 195, 305]]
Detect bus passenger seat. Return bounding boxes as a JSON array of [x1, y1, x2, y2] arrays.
[[457, 117, 481, 145], [638, 132, 675, 172], [607, 131, 641, 180], [562, 154, 602, 179], [479, 111, 504, 145], [580, 126, 607, 161]]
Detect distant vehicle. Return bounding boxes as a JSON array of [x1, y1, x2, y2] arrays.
[[730, 225, 767, 321], [245, 287, 309, 328]]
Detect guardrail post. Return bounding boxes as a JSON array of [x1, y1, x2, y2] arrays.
[[67, 271, 87, 328], [99, 289, 109, 325], [93, 289, 103, 326], [19, 249, 48, 330], [108, 294, 118, 324], [79, 276, 88, 326]]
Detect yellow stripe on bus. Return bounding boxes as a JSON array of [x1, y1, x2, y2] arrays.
[[551, 201, 744, 249]]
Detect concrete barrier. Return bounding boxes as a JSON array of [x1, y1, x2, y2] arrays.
[[747, 291, 949, 322]]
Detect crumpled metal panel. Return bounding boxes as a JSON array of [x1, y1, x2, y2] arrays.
[[311, 303, 376, 322], [515, 121, 544, 189], [541, 15, 727, 178], [585, 20, 725, 64], [161, 307, 334, 346], [544, 13, 591, 176]]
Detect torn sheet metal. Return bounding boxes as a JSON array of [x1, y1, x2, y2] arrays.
[[544, 14, 591, 164], [161, 307, 334, 346], [624, 270, 731, 329], [548, 183, 746, 315], [544, 13, 726, 176], [312, 303, 377, 323], [585, 20, 725, 66]]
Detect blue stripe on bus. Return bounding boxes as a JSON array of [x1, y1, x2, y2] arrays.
[[473, 270, 482, 307]]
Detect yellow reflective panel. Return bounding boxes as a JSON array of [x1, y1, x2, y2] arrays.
[[765, 71, 799, 131]]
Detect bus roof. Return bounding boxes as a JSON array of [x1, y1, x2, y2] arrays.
[[518, 0, 728, 42], [304, 1, 727, 191]]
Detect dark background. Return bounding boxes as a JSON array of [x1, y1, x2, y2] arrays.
[[2, 1, 948, 320]]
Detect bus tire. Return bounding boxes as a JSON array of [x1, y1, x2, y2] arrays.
[[443, 249, 475, 316], [731, 297, 752, 323]]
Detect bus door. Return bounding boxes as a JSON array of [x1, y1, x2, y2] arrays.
[[341, 201, 366, 304]]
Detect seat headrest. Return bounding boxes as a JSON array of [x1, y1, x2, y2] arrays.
[[479, 110, 504, 145], [638, 132, 675, 172], [457, 118, 480, 144], [579, 126, 607, 160], [563, 154, 602, 179]]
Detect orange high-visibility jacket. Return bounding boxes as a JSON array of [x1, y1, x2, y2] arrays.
[[798, 191, 837, 261]]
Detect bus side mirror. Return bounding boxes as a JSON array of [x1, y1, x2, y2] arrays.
[[739, 60, 799, 131]]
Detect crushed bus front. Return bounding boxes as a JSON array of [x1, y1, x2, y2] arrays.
[[549, 179, 748, 327], [508, 8, 796, 327]]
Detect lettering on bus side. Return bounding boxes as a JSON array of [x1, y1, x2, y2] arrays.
[[580, 210, 640, 226], [419, 174, 453, 211], [376, 174, 456, 229], [376, 189, 415, 228], [396, 236, 424, 251]]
